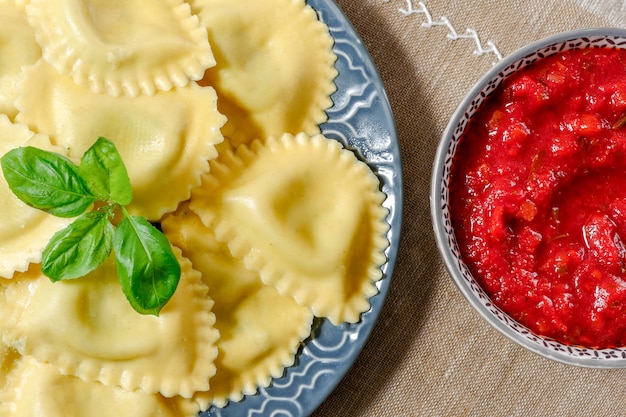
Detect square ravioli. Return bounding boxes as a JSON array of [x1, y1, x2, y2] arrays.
[[0, 250, 219, 399]]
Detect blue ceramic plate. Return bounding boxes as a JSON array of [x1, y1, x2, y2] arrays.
[[203, 0, 402, 415]]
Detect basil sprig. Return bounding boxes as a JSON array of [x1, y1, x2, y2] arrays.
[[1, 137, 180, 316]]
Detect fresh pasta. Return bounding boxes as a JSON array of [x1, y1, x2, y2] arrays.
[[163, 203, 313, 407], [190, 0, 337, 146], [0, 115, 74, 279], [0, 356, 202, 417], [0, 0, 40, 120], [0, 252, 219, 398], [25, 0, 215, 97], [189, 133, 390, 325], [16, 59, 225, 221], [0, 0, 390, 413]]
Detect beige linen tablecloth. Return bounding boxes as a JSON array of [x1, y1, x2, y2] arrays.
[[312, 1, 626, 416]]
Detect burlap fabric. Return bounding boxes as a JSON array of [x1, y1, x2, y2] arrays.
[[312, 1, 624, 416]]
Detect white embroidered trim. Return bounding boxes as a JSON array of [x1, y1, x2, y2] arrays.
[[384, 0, 503, 62]]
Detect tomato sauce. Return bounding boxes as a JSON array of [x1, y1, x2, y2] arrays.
[[450, 47, 626, 348]]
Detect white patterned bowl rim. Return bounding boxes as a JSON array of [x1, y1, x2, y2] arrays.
[[431, 28, 626, 368]]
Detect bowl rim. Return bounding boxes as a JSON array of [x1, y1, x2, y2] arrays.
[[431, 27, 626, 368]]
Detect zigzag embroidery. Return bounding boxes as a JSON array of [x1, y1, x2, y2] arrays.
[[384, 0, 503, 62]]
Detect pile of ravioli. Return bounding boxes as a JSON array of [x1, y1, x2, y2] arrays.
[[0, 0, 390, 415]]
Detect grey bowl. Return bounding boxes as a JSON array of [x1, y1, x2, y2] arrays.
[[431, 28, 626, 368]]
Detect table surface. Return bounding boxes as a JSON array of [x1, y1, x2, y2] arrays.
[[311, 1, 626, 416]]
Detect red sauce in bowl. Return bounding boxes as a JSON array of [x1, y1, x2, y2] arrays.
[[450, 47, 626, 348]]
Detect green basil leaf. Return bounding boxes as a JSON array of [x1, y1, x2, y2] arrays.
[[113, 215, 181, 316], [79, 137, 132, 205], [1, 146, 96, 217], [42, 211, 114, 281]]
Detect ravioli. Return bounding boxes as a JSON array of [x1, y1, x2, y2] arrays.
[[0, 250, 219, 398], [0, 0, 41, 120], [25, 0, 214, 97], [0, 0, 391, 411], [0, 339, 19, 390], [190, 0, 337, 146], [163, 203, 313, 407], [0, 115, 74, 279], [16, 59, 226, 221], [0, 357, 201, 417], [190, 133, 390, 325]]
